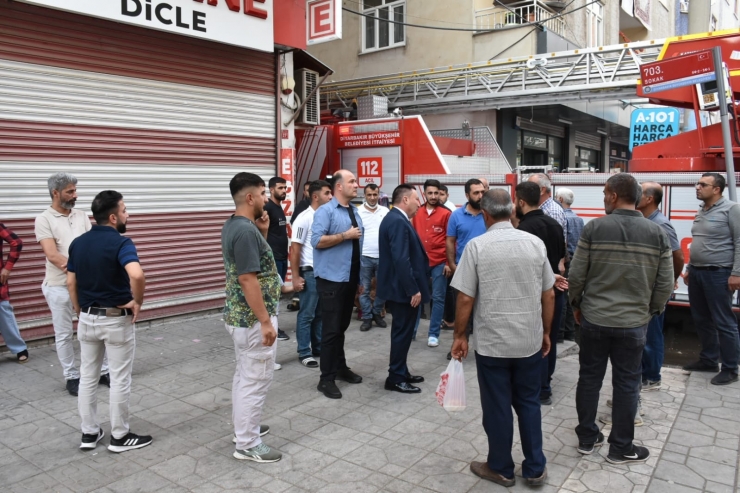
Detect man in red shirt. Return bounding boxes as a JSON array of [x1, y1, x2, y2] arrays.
[[412, 179, 451, 347], [0, 223, 29, 363]]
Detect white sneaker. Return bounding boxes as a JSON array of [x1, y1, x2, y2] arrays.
[[428, 337, 439, 347], [274, 363, 282, 370]]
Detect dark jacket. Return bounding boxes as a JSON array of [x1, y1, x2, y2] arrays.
[[377, 208, 431, 304], [518, 209, 565, 274]]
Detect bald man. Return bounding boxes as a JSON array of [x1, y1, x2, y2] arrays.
[[311, 170, 365, 399], [636, 182, 684, 391]]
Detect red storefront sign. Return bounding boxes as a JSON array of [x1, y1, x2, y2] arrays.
[[307, 0, 342, 45], [640, 50, 716, 94], [280, 148, 295, 217]]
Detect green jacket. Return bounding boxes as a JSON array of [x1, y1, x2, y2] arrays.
[[568, 209, 674, 328]]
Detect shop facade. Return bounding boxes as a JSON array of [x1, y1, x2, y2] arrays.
[[0, 0, 309, 340]]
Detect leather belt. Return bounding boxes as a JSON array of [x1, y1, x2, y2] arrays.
[[85, 307, 133, 317], [691, 265, 730, 271], [300, 266, 313, 272]]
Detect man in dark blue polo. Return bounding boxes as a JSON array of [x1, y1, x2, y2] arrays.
[[311, 170, 364, 399], [67, 190, 151, 454]]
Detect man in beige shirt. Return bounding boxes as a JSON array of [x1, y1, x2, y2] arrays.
[[35, 173, 109, 396]]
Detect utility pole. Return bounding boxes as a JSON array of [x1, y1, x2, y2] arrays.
[[688, 0, 711, 34]]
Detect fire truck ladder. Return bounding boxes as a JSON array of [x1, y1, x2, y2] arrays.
[[322, 39, 665, 114]]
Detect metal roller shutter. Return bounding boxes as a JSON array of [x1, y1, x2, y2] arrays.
[[575, 131, 602, 150], [0, 1, 277, 340]]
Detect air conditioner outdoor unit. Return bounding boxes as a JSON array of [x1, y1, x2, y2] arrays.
[[295, 68, 320, 126], [679, 0, 689, 13]]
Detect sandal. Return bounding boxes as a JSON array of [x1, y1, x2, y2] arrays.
[[16, 350, 29, 364]]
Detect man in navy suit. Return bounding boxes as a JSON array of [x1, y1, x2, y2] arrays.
[[378, 184, 431, 393]]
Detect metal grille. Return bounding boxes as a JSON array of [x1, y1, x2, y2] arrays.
[[431, 126, 511, 173], [575, 131, 602, 150], [298, 69, 320, 125]]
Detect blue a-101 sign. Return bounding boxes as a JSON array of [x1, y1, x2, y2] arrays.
[[629, 108, 681, 150]]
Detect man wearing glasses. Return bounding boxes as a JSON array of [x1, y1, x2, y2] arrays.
[[683, 173, 740, 386]]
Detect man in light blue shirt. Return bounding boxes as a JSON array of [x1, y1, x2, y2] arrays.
[[637, 182, 684, 390], [311, 170, 365, 399], [444, 178, 486, 360], [446, 179, 487, 268]]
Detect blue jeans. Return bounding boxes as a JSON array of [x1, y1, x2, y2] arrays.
[[688, 267, 740, 371], [641, 310, 665, 382], [0, 301, 27, 354], [540, 289, 564, 399], [275, 259, 288, 282], [413, 263, 446, 339], [575, 319, 647, 455], [359, 256, 384, 319], [476, 350, 546, 479], [296, 269, 322, 359]]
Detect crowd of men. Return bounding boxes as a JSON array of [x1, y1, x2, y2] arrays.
[[0, 170, 739, 479]]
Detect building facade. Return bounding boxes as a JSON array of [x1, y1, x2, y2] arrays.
[[309, 0, 681, 173], [0, 0, 326, 342]]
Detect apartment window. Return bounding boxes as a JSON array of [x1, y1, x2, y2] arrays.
[[586, 2, 604, 48], [362, 0, 405, 53]]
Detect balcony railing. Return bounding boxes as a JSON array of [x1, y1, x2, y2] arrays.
[[475, 0, 566, 38]]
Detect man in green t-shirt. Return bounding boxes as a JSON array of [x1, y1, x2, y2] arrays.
[[221, 172, 282, 463]]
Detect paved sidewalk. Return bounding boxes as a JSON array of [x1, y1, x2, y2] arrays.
[[0, 310, 738, 493]]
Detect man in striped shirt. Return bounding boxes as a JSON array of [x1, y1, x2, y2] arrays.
[[569, 174, 673, 465], [451, 189, 555, 487]]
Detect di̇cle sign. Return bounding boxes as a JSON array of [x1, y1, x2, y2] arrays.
[[17, 0, 274, 52]]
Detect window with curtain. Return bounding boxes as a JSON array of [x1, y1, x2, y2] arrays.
[[362, 0, 406, 53]]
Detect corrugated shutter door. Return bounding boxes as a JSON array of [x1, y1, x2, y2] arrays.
[[575, 131, 602, 151], [0, 1, 276, 339]]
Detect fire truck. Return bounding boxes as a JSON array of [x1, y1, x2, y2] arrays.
[[295, 30, 740, 310]]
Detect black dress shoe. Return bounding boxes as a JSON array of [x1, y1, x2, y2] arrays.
[[385, 381, 421, 393], [406, 375, 424, 384], [372, 314, 387, 328], [360, 320, 372, 332], [337, 369, 363, 384], [317, 380, 342, 399]]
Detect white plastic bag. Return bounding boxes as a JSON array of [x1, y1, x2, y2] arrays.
[[435, 359, 467, 412]]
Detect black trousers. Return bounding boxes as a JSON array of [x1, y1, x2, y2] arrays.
[[443, 277, 455, 324], [575, 319, 647, 455], [316, 276, 358, 382], [386, 300, 418, 384]]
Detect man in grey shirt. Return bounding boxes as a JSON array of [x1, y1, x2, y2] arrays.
[[451, 189, 555, 488], [637, 182, 685, 391], [683, 172, 740, 386]]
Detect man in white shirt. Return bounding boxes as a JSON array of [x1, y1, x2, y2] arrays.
[[35, 173, 109, 396], [290, 180, 333, 368], [439, 185, 457, 212], [357, 184, 390, 331]]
